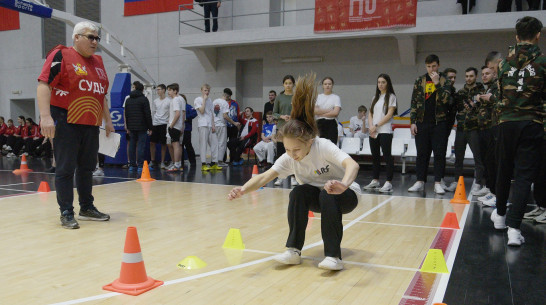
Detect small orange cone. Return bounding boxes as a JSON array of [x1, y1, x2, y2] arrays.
[[103, 227, 163, 296], [137, 161, 155, 182], [308, 210, 314, 217], [252, 165, 259, 177], [440, 212, 460, 229], [13, 155, 33, 174], [450, 176, 469, 204], [37, 181, 50, 192]]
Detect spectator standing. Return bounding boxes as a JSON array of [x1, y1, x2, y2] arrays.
[[124, 81, 153, 173], [315, 77, 342, 144], [150, 84, 171, 170]]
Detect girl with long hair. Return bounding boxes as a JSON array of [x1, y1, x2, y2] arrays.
[[314, 76, 341, 144], [363, 74, 398, 193], [228, 73, 360, 271]]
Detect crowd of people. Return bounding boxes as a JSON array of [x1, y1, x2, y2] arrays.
[[0, 115, 52, 159]]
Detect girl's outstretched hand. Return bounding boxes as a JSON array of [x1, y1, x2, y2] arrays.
[[228, 187, 245, 200]]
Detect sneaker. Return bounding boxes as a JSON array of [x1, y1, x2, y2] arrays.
[[209, 164, 223, 170], [2, 144, 6, 149], [524, 207, 546, 219], [21, 152, 28, 157], [201, 164, 211, 171], [6, 152, 15, 158], [78, 208, 110, 221], [440, 179, 448, 191], [5, 145, 12, 151], [148, 163, 155, 171], [507, 227, 525, 246], [160, 162, 168, 170], [184, 160, 191, 166], [167, 165, 180, 172], [446, 182, 458, 192], [218, 161, 228, 167], [473, 186, 490, 197], [408, 181, 424, 192], [378, 182, 393, 193], [363, 180, 380, 190], [92, 168, 104, 177], [291, 177, 298, 186], [534, 209, 546, 224], [318, 257, 343, 271], [490, 209, 507, 229], [478, 193, 495, 202], [434, 183, 445, 194], [46, 167, 56, 173], [482, 196, 496, 207], [274, 178, 284, 186], [470, 183, 481, 193], [122, 164, 129, 169], [60, 211, 80, 229], [273, 248, 301, 265]]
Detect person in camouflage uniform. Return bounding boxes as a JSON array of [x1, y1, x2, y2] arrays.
[[490, 16, 546, 246], [408, 54, 453, 194], [441, 68, 458, 192], [452, 67, 485, 194]]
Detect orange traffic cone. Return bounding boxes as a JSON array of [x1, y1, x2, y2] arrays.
[[308, 210, 314, 218], [13, 155, 33, 174], [137, 161, 155, 182], [440, 212, 460, 229], [252, 165, 259, 177], [103, 227, 163, 296], [37, 181, 50, 192], [450, 176, 469, 204]]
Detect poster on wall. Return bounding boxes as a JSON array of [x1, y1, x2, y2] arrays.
[[314, 0, 417, 33], [124, 0, 194, 17], [0, 7, 20, 31]]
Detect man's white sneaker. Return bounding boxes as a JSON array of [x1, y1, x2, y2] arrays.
[[274, 178, 284, 186], [273, 248, 301, 265], [523, 207, 546, 219], [160, 162, 167, 170], [434, 183, 445, 194], [534, 210, 546, 224], [473, 186, 490, 196], [446, 181, 458, 192], [470, 184, 482, 194], [378, 182, 393, 193], [490, 209, 507, 229], [318, 257, 343, 271], [440, 179, 448, 191], [6, 152, 15, 158], [507, 227, 525, 246], [478, 193, 495, 202], [291, 177, 298, 186], [92, 168, 104, 176], [408, 181, 424, 192], [363, 180, 380, 190], [482, 196, 496, 207]]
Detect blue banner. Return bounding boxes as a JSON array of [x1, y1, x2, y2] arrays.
[[0, 0, 52, 18]]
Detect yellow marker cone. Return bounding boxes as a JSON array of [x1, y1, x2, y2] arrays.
[[177, 256, 207, 270], [222, 228, 245, 249], [420, 249, 449, 274]]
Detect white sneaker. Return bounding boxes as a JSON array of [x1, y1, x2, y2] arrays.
[[378, 182, 393, 193], [490, 209, 507, 229], [273, 248, 301, 265], [446, 182, 458, 192], [363, 180, 380, 190], [440, 179, 448, 191], [507, 227, 525, 246], [478, 192, 495, 202], [470, 184, 482, 194], [534, 209, 546, 224], [434, 183, 445, 194], [5, 145, 12, 151], [92, 168, 104, 177], [1, 144, 6, 149], [408, 181, 424, 192], [218, 161, 228, 167], [160, 162, 167, 170], [291, 177, 298, 186], [523, 207, 546, 219], [274, 178, 284, 186], [482, 196, 496, 207], [166, 164, 176, 171], [318, 257, 343, 271], [473, 186, 490, 196], [7, 152, 15, 158]]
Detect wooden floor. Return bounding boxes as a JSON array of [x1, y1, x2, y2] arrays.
[[0, 176, 465, 305]]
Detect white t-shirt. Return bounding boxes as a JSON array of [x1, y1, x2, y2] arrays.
[[169, 95, 186, 131], [315, 93, 342, 120], [349, 116, 368, 133], [372, 94, 397, 134], [271, 137, 361, 194], [152, 96, 171, 126], [212, 98, 229, 127], [194, 96, 213, 127]]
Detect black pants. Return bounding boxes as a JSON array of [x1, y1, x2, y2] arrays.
[[51, 106, 99, 214], [479, 127, 497, 193], [128, 130, 147, 168], [286, 184, 358, 258], [24, 138, 43, 156], [495, 121, 543, 229], [317, 119, 338, 145], [496, 0, 540, 11], [98, 153, 105, 168], [276, 141, 286, 161], [415, 121, 447, 182], [204, 3, 219, 32], [466, 130, 485, 186], [225, 125, 239, 161], [453, 128, 469, 179], [35, 138, 53, 158], [534, 139, 546, 208], [227, 137, 250, 162], [369, 133, 394, 181], [182, 130, 196, 164]]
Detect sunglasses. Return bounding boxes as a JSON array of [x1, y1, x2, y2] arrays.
[[78, 34, 101, 42]]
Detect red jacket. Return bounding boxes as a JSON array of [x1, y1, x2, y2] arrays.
[[0, 123, 7, 135], [21, 125, 31, 139], [239, 116, 259, 141], [30, 125, 42, 138], [14, 124, 25, 136], [4, 126, 15, 136]]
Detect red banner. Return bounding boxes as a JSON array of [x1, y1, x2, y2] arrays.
[[124, 0, 193, 17], [314, 0, 416, 33], [0, 7, 20, 31]]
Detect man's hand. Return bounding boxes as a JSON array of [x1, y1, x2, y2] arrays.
[[40, 115, 55, 138], [430, 71, 440, 85], [217, 1, 221, 7], [479, 93, 492, 101], [105, 121, 115, 137], [410, 124, 418, 136], [148, 130, 152, 136]]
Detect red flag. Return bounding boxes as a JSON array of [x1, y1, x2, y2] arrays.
[[0, 7, 20, 31], [124, 0, 194, 17]]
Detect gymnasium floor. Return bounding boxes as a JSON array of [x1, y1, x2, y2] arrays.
[[0, 157, 544, 305]]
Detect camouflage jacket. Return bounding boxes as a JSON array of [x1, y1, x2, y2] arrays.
[[454, 82, 485, 131], [410, 72, 452, 124], [477, 81, 500, 129], [498, 43, 546, 125]]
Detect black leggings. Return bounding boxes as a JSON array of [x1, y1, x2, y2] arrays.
[[286, 184, 358, 259], [369, 133, 394, 181], [317, 119, 338, 145]]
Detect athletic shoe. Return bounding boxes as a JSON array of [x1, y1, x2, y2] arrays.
[[218, 161, 228, 167], [78, 208, 110, 221], [6, 152, 15, 158], [363, 180, 380, 190], [148, 163, 155, 171], [446, 182, 458, 192], [318, 257, 343, 271], [524, 207, 546, 220], [5, 145, 12, 151], [210, 164, 223, 170], [167, 165, 180, 172], [507, 227, 525, 246], [21, 152, 28, 157], [378, 182, 393, 193], [408, 181, 424, 192], [121, 164, 129, 169], [184, 160, 191, 166], [60, 211, 79, 229], [274, 178, 284, 186], [534, 210, 546, 224], [434, 183, 445, 194], [201, 164, 211, 171], [470, 184, 482, 194], [482, 196, 496, 207], [46, 167, 56, 173], [273, 248, 301, 265], [440, 179, 448, 191], [478, 193, 495, 202], [473, 186, 490, 197], [160, 162, 168, 170], [490, 209, 507, 229], [291, 177, 298, 186], [92, 168, 104, 177]]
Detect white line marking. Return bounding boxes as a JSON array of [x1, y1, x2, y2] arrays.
[[0, 182, 34, 187], [0, 187, 35, 193], [335, 219, 448, 230]]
